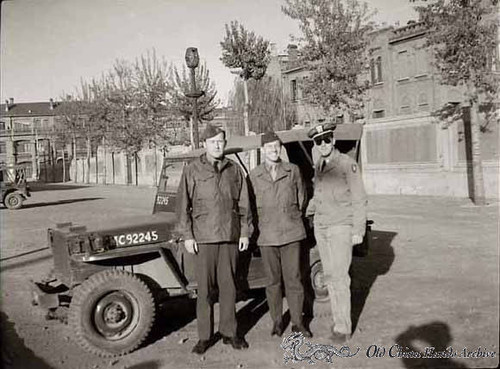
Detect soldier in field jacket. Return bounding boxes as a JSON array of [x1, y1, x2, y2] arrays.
[[249, 130, 312, 339], [176, 124, 252, 355]]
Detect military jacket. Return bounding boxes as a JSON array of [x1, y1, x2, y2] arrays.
[[249, 161, 307, 246], [308, 149, 367, 236], [176, 154, 251, 244]]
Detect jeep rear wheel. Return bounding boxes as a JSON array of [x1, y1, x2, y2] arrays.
[[310, 261, 329, 302], [69, 270, 155, 357], [4, 192, 23, 210]]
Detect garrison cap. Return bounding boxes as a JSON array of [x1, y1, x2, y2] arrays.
[[261, 130, 281, 146], [307, 122, 337, 139], [202, 124, 225, 140]]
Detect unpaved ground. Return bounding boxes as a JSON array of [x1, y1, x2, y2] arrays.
[[1, 183, 498, 369]]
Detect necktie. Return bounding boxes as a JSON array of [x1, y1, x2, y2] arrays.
[[270, 165, 277, 181], [319, 159, 326, 173]]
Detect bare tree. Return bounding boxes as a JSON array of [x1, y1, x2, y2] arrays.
[[229, 76, 296, 134]]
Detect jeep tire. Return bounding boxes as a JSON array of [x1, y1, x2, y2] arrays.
[[4, 192, 23, 210], [69, 270, 155, 357], [310, 261, 329, 302]]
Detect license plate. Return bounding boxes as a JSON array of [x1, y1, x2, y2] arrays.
[[113, 231, 159, 246]]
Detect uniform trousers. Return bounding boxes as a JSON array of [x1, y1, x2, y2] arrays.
[[195, 242, 238, 341], [260, 241, 304, 326], [313, 223, 353, 334]]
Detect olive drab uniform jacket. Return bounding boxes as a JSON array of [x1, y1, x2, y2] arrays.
[[307, 149, 367, 237], [249, 161, 307, 246], [176, 154, 252, 244]]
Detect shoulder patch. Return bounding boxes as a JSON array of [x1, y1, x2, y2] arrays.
[[352, 164, 358, 173]]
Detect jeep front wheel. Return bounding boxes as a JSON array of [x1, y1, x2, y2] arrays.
[[4, 192, 23, 210], [69, 270, 155, 357]]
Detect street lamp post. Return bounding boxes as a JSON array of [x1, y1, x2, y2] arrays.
[[185, 47, 204, 149]]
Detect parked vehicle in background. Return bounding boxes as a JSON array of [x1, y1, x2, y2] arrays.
[[1, 164, 30, 209]]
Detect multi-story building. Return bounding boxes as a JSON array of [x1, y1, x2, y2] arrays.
[[268, 21, 499, 198], [0, 98, 63, 180]]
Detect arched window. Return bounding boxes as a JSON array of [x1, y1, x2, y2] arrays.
[[400, 95, 411, 115], [418, 93, 429, 111], [372, 98, 385, 119], [370, 59, 376, 84], [370, 57, 383, 84], [376, 56, 383, 83]]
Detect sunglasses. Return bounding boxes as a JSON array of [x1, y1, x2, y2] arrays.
[[313, 135, 333, 145]]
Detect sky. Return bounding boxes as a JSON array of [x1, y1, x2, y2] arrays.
[[0, 0, 418, 105]]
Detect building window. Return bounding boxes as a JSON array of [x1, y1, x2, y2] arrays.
[[15, 141, 31, 154], [0, 142, 6, 154], [33, 118, 42, 130], [400, 95, 411, 115], [418, 93, 429, 111], [370, 56, 383, 84], [370, 59, 376, 83], [415, 49, 429, 77], [0, 121, 5, 131], [291, 79, 298, 102], [376, 56, 382, 82], [397, 50, 410, 80], [372, 98, 385, 119]]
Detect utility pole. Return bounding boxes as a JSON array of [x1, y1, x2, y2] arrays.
[[185, 47, 204, 148]]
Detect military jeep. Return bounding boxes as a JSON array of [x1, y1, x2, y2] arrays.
[[31, 124, 370, 357], [1, 164, 30, 210]]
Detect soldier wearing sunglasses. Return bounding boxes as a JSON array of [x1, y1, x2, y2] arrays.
[[306, 122, 367, 344]]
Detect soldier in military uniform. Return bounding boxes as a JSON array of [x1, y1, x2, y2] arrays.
[[249, 131, 312, 339], [176, 124, 251, 354], [306, 123, 367, 343]]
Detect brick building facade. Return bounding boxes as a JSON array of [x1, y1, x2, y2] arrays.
[[268, 22, 499, 199]]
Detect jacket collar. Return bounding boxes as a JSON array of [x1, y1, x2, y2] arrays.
[[199, 154, 230, 173], [316, 149, 341, 173], [255, 160, 291, 182]]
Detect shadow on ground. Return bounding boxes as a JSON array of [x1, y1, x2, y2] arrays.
[[18, 197, 103, 209], [126, 360, 162, 369], [395, 321, 468, 368], [1, 311, 54, 369], [236, 288, 269, 338], [28, 183, 90, 192], [0, 252, 53, 272], [146, 295, 197, 345], [350, 229, 397, 332]]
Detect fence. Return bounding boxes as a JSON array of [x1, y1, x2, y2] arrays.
[[70, 145, 191, 187]]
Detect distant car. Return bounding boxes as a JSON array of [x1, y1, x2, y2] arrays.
[[1, 164, 30, 209], [31, 124, 371, 357]]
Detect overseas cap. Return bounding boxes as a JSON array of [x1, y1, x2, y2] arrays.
[[202, 124, 225, 140], [307, 122, 337, 139], [261, 130, 281, 146]]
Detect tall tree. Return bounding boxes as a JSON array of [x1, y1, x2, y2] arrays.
[[229, 76, 296, 134], [414, 0, 498, 205], [282, 0, 374, 120], [220, 20, 271, 135]]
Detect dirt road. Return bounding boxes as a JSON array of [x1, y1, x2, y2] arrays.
[[1, 183, 498, 369]]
